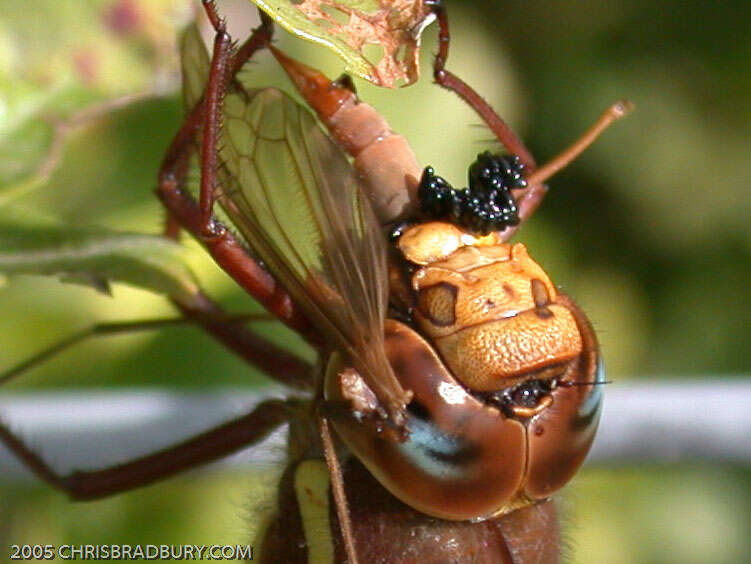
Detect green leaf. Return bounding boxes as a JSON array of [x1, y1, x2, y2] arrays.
[[249, 0, 433, 87], [0, 0, 193, 203], [0, 207, 199, 301]]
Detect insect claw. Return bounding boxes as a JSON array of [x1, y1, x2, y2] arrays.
[[201, 0, 227, 34], [256, 7, 274, 32], [199, 221, 227, 244], [332, 74, 357, 94]]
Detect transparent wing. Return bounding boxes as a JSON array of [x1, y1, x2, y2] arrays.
[[220, 89, 408, 416], [179, 27, 408, 417], [180, 24, 209, 111]]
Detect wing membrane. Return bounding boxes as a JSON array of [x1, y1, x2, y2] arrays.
[[179, 27, 407, 416], [180, 24, 209, 111], [218, 88, 407, 415], [180, 29, 408, 417]]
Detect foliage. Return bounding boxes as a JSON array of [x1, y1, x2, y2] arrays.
[[0, 206, 198, 300], [0, 1, 749, 563]]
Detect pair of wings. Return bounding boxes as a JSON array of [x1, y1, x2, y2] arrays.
[[180, 26, 408, 418]]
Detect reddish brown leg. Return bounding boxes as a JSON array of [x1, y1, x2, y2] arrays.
[[172, 292, 314, 390], [0, 5, 319, 499], [428, 1, 547, 244], [429, 3, 634, 241], [197, 2, 231, 231], [429, 1, 537, 171], [0, 398, 300, 500], [158, 179, 311, 335], [0, 302, 313, 392], [0, 302, 313, 495], [157, 4, 317, 341], [318, 414, 359, 564], [526, 100, 634, 187], [499, 100, 633, 241]]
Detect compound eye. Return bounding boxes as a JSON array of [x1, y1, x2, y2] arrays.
[[417, 282, 458, 327]]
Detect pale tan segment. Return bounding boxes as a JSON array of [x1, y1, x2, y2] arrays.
[[354, 135, 422, 223], [328, 101, 422, 223], [271, 46, 423, 223], [293, 460, 335, 563], [327, 101, 390, 155], [398, 222, 503, 265]]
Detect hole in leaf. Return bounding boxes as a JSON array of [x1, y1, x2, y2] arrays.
[[362, 43, 384, 65], [320, 4, 349, 25]]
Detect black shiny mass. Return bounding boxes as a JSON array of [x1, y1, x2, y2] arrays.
[[417, 152, 527, 235]]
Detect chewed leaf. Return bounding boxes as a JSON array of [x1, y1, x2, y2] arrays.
[[0, 208, 199, 301], [250, 0, 434, 87]]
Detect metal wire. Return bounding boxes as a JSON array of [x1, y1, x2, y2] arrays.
[[1, 379, 749, 482]]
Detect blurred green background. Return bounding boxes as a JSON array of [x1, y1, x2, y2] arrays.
[[1, 0, 749, 562]]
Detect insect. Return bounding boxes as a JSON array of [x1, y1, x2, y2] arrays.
[[0, 1, 631, 562]]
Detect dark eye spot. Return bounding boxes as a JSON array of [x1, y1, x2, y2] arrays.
[[417, 282, 458, 327]]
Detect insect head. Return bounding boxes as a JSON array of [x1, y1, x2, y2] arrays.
[[328, 221, 603, 520]]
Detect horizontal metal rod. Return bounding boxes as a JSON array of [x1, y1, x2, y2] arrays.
[[1, 379, 749, 483]]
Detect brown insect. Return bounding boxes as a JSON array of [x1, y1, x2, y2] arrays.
[[0, 1, 631, 562]]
